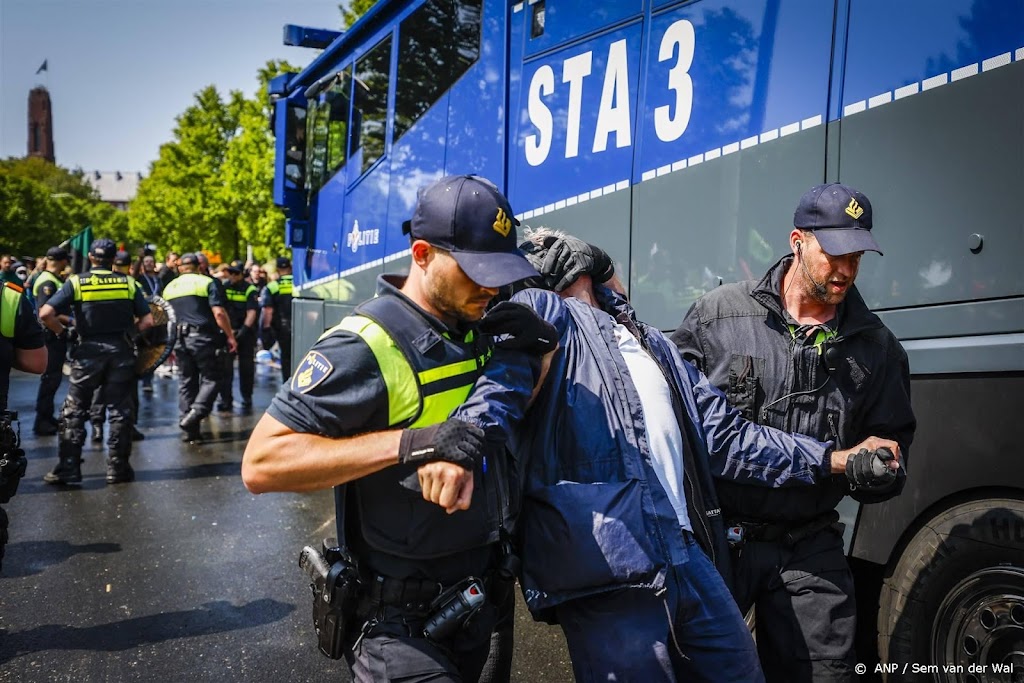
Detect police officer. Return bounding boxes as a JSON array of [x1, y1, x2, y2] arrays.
[[215, 260, 258, 414], [259, 257, 293, 380], [39, 239, 154, 485], [672, 184, 916, 682], [32, 246, 71, 435], [1, 280, 46, 570], [163, 253, 237, 442], [242, 175, 549, 682], [90, 251, 146, 444]]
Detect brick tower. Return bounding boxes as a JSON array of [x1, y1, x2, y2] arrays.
[[28, 86, 55, 163]]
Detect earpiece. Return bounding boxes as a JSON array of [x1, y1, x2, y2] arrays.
[[796, 241, 802, 253]]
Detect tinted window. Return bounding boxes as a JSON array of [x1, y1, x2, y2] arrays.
[[351, 36, 391, 175], [306, 67, 351, 192], [394, 0, 482, 141]]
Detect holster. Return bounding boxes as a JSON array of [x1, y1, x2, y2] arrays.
[[299, 539, 361, 660]]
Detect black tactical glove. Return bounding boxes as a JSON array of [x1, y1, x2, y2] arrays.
[[540, 236, 614, 291], [479, 301, 558, 354], [398, 419, 485, 470], [845, 447, 897, 490], [260, 327, 275, 350]]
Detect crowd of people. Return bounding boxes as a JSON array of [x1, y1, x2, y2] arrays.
[[2, 174, 915, 682]]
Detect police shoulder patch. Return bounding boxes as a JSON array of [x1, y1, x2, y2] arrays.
[[292, 350, 334, 394]]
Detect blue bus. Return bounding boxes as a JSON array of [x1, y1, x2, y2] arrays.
[[272, 0, 1024, 674]]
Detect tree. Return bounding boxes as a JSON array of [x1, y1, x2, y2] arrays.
[[0, 157, 127, 256], [340, 0, 380, 29], [129, 86, 244, 258]]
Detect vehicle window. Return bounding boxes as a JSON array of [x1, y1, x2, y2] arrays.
[[306, 66, 351, 192], [394, 0, 482, 142], [351, 36, 392, 175]]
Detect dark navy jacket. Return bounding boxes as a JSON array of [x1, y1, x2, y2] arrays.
[[455, 286, 834, 621]]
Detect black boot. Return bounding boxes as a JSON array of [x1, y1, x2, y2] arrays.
[[34, 417, 59, 436], [179, 409, 203, 442], [106, 455, 134, 484], [132, 427, 145, 441], [43, 444, 83, 485]]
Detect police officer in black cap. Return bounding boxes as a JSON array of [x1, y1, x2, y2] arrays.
[[216, 260, 258, 413], [243, 175, 553, 682], [1, 278, 46, 569], [32, 246, 71, 435], [259, 256, 293, 380], [39, 238, 154, 485], [163, 253, 237, 442]]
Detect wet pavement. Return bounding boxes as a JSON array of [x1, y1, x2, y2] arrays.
[[0, 362, 572, 682]]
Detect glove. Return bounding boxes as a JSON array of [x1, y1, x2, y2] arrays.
[[540, 236, 614, 291], [478, 301, 558, 354], [260, 327, 275, 350], [845, 447, 897, 490], [59, 326, 79, 346], [398, 419, 485, 470]]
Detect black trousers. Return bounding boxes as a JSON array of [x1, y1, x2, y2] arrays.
[[276, 325, 292, 381], [59, 340, 135, 458], [34, 334, 67, 424], [730, 524, 856, 683], [176, 332, 225, 419], [217, 333, 256, 406]]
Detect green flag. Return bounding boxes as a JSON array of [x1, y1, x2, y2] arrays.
[[66, 225, 93, 274]]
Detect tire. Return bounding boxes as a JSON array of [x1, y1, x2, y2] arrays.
[[878, 499, 1024, 682]]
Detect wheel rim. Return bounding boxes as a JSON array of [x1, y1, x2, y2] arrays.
[[931, 565, 1024, 683]]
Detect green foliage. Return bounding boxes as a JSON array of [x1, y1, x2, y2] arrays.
[[340, 0, 380, 29], [0, 157, 124, 257], [129, 60, 299, 264]]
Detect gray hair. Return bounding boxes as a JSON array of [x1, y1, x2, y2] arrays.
[[521, 225, 568, 251]]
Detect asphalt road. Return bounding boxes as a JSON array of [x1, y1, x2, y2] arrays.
[[0, 362, 572, 682]]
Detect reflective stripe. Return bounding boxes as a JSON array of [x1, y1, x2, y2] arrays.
[[0, 285, 20, 338], [326, 314, 479, 428], [71, 270, 133, 302], [267, 276, 293, 297], [225, 289, 249, 302], [163, 273, 213, 300]]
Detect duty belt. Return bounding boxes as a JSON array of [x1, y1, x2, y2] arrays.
[[730, 510, 841, 547], [363, 574, 442, 613]]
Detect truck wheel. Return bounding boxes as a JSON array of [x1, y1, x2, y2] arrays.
[[878, 499, 1024, 681]]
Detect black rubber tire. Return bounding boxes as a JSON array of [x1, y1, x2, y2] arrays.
[[878, 498, 1024, 681]]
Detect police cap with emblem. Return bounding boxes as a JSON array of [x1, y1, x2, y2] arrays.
[[90, 238, 118, 260], [47, 246, 70, 261], [402, 174, 538, 288], [794, 183, 881, 256]]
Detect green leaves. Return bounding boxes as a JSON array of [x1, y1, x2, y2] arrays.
[[129, 61, 297, 263]]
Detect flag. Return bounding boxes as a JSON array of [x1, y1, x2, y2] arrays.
[[36, 60, 48, 75], [64, 225, 93, 274]]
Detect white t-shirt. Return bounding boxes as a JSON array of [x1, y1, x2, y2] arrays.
[[611, 317, 692, 531]]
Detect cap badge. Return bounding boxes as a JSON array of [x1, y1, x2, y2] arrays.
[[845, 198, 864, 220], [493, 208, 512, 237]]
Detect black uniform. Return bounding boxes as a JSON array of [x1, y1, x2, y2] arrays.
[[267, 277, 514, 683], [43, 270, 149, 485], [216, 279, 258, 410], [672, 256, 915, 682], [259, 274, 292, 380], [163, 272, 229, 436], [1, 282, 45, 569], [32, 270, 66, 433]]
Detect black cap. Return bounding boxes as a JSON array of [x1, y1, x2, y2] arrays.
[[275, 256, 291, 270], [90, 238, 117, 260], [46, 246, 70, 261], [402, 175, 537, 287], [227, 259, 244, 274], [179, 252, 199, 266], [113, 250, 131, 266], [793, 183, 881, 256]]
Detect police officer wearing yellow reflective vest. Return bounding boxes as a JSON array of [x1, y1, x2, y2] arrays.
[[260, 256, 293, 380], [163, 253, 237, 442], [39, 238, 154, 485], [32, 246, 70, 436], [1, 279, 46, 569], [242, 175, 554, 682], [216, 260, 258, 413]]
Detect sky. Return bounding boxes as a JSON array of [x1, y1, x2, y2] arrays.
[[0, 0, 345, 174]]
